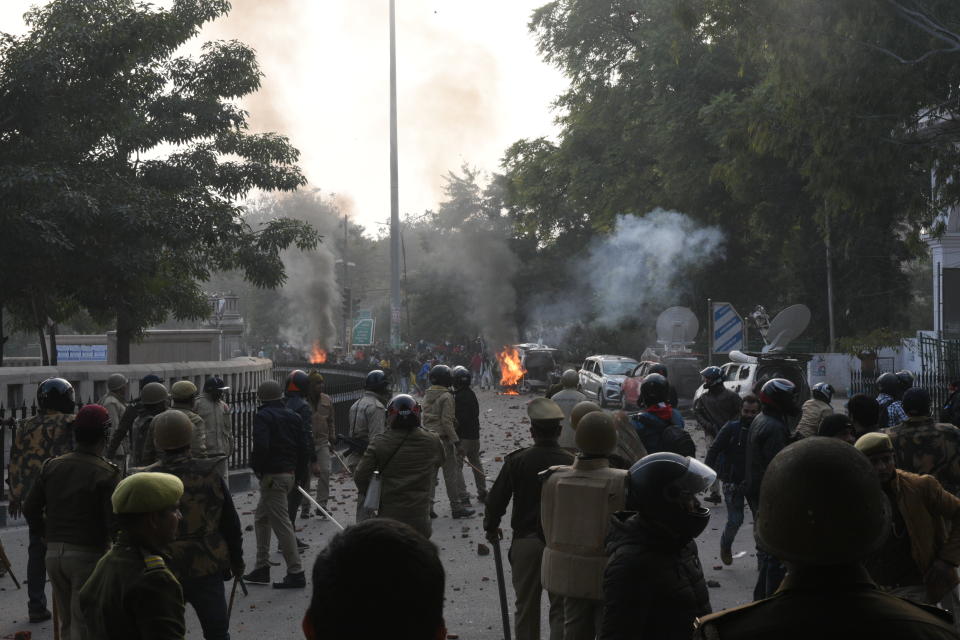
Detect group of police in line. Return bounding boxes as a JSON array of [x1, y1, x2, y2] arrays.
[[6, 359, 960, 640]]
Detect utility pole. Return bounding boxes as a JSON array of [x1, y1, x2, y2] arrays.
[[388, 0, 402, 348], [343, 213, 349, 352]]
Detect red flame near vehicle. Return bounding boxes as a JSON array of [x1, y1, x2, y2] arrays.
[[309, 343, 327, 364], [497, 346, 526, 395]]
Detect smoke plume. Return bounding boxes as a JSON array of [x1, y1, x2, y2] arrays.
[[526, 209, 724, 345]]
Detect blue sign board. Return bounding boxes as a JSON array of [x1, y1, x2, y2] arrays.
[[57, 344, 108, 362], [712, 303, 743, 354]]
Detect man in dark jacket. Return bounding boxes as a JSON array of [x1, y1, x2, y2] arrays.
[[243, 380, 310, 589], [601, 453, 715, 640], [695, 367, 742, 504], [745, 378, 798, 599], [284, 370, 315, 549], [943, 381, 960, 427], [484, 398, 575, 640], [630, 374, 693, 458], [704, 394, 758, 566], [452, 366, 487, 503]]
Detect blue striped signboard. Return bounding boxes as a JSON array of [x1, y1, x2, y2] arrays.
[[713, 302, 743, 354]]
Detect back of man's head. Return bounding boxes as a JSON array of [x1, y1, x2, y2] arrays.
[[846, 393, 880, 429], [304, 519, 445, 640]]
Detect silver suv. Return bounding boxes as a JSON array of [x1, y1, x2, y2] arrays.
[[578, 355, 639, 408]]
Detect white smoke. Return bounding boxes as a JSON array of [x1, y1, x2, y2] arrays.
[[525, 209, 724, 344], [586, 209, 724, 325]]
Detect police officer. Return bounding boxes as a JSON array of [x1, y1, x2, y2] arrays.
[[601, 453, 715, 640], [283, 370, 315, 546], [346, 370, 389, 472], [884, 387, 960, 497], [136, 410, 244, 640], [244, 380, 308, 589], [22, 404, 119, 640], [484, 397, 575, 640], [552, 369, 588, 450], [541, 411, 627, 640], [794, 382, 834, 439], [745, 378, 799, 599], [694, 437, 958, 640], [7, 377, 76, 622], [195, 377, 233, 481], [131, 382, 170, 467], [99, 373, 129, 470], [423, 364, 474, 518], [694, 366, 740, 503], [307, 371, 335, 518], [169, 381, 208, 456], [452, 365, 487, 504], [355, 395, 444, 538], [78, 472, 187, 639], [107, 374, 162, 466]]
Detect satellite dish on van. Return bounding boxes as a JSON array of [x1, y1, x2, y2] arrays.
[[763, 304, 811, 352], [656, 307, 699, 351]]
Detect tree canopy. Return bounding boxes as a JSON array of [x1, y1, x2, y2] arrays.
[[0, 0, 318, 363]]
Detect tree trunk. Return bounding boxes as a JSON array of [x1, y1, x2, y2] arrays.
[[116, 312, 132, 365], [0, 305, 6, 367], [48, 322, 58, 366], [38, 324, 49, 366]]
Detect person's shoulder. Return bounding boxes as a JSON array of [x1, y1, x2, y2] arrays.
[[694, 600, 769, 637], [134, 550, 180, 590]]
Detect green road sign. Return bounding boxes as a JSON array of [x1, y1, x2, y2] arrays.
[[356, 309, 373, 320], [352, 318, 375, 346]]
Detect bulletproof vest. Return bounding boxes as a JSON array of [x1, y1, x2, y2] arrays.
[[540, 459, 628, 600], [150, 455, 230, 580], [131, 414, 155, 467]]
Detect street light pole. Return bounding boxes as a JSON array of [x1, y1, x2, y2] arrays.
[[389, 0, 402, 348]]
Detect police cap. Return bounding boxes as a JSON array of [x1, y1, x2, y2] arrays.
[[112, 472, 184, 514]]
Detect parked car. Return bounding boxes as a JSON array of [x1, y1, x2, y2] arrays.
[[694, 352, 811, 412], [621, 355, 703, 411], [578, 355, 639, 408]]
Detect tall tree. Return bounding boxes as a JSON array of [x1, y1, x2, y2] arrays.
[[0, 0, 319, 363]]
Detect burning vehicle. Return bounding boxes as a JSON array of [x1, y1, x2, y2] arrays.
[[496, 344, 559, 393]]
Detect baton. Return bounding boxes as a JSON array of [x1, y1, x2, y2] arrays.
[[491, 538, 513, 640], [0, 541, 21, 589], [297, 486, 345, 530], [461, 457, 493, 482], [227, 576, 239, 620], [53, 592, 61, 640], [239, 576, 248, 597], [330, 446, 353, 478]]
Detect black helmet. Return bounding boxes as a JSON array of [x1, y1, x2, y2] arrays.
[[387, 394, 422, 429], [811, 382, 834, 403], [627, 453, 716, 540], [37, 378, 75, 413], [285, 369, 310, 396], [895, 370, 915, 392], [203, 376, 229, 394], [876, 372, 901, 397], [757, 438, 888, 565], [640, 373, 670, 406], [649, 363, 668, 377], [758, 378, 799, 416], [451, 365, 471, 389], [902, 387, 931, 417], [365, 369, 390, 394], [700, 366, 723, 388], [139, 374, 162, 390], [429, 364, 453, 387]]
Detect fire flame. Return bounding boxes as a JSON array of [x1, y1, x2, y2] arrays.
[[497, 346, 526, 393], [309, 342, 327, 364]]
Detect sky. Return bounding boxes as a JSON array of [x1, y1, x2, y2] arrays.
[[0, 0, 569, 232]]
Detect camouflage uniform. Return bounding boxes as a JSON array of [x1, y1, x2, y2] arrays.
[[194, 395, 233, 480], [7, 412, 75, 617], [169, 404, 208, 458], [136, 452, 242, 640], [78, 531, 186, 640], [885, 416, 960, 496], [131, 412, 158, 468]]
